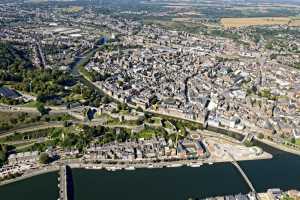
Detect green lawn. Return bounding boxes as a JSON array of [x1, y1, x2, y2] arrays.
[[64, 93, 84, 102], [152, 117, 161, 124], [21, 101, 38, 108], [137, 129, 155, 139]]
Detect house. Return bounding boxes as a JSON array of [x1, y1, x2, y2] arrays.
[[207, 99, 218, 111], [267, 188, 282, 200], [176, 140, 205, 158], [207, 118, 220, 127], [8, 151, 39, 165], [176, 143, 186, 158]]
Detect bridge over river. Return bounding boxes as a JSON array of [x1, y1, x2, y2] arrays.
[[58, 165, 74, 200], [226, 151, 258, 199]]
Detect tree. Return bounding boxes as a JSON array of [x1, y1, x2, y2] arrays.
[[39, 152, 51, 164], [63, 120, 71, 127], [0, 150, 6, 163], [102, 96, 110, 104], [149, 95, 159, 106], [0, 122, 11, 131], [244, 141, 254, 147], [291, 138, 296, 144], [36, 102, 48, 115], [270, 54, 277, 60], [136, 106, 143, 112], [258, 133, 264, 139], [265, 42, 273, 50], [117, 103, 123, 111]]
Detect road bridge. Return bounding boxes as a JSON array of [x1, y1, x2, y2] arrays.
[[58, 165, 68, 200], [227, 152, 256, 193]]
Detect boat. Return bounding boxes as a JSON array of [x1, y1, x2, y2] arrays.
[[92, 166, 102, 170], [167, 163, 183, 168], [124, 166, 135, 171], [147, 164, 154, 169], [208, 162, 214, 165], [106, 166, 122, 171], [189, 162, 203, 167]]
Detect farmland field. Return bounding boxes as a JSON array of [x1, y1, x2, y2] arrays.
[[221, 17, 300, 28]]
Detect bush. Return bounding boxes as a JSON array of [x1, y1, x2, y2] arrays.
[[36, 102, 48, 115]]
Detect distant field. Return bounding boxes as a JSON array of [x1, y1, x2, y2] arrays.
[[290, 19, 300, 26], [221, 17, 300, 28], [62, 6, 83, 14]]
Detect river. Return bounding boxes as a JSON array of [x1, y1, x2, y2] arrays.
[[0, 171, 58, 200], [0, 140, 300, 200]]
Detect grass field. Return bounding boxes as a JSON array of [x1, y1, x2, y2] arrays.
[[221, 17, 300, 28]]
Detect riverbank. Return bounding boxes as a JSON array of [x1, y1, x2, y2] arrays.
[[1, 139, 300, 200], [256, 138, 300, 157], [0, 151, 272, 187], [0, 165, 59, 186]]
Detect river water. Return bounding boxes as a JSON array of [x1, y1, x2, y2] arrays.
[[0, 141, 300, 200]]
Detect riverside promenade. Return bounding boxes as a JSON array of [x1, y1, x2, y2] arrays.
[[0, 151, 272, 187]]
